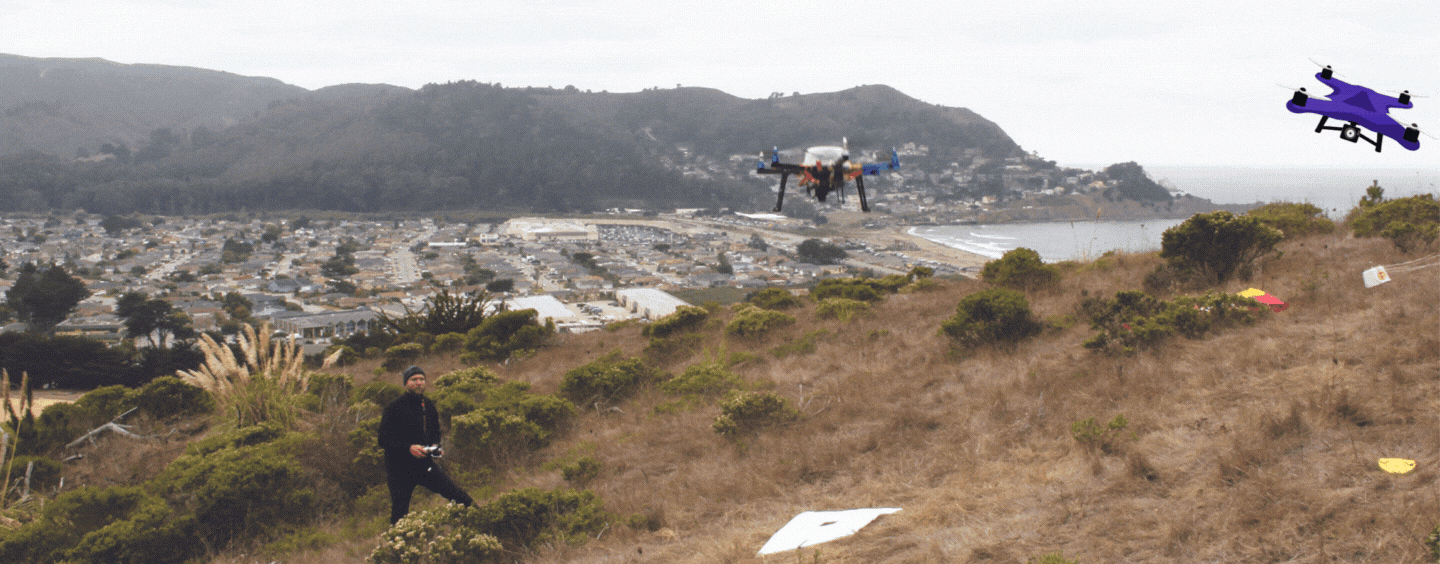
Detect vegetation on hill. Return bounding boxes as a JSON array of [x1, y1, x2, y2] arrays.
[[2, 206, 1437, 563]]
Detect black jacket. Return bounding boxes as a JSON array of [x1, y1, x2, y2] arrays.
[[378, 392, 442, 472]]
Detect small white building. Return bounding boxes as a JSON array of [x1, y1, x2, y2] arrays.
[[615, 288, 690, 319]]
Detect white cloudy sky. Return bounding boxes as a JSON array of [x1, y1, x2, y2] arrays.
[[4, 0, 1438, 169]]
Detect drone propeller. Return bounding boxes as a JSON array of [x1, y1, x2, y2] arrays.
[[1308, 58, 1347, 79], [1398, 121, 1437, 140]]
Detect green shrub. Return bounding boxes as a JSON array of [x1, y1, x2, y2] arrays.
[[435, 366, 501, 391], [815, 297, 869, 322], [70, 385, 138, 424], [641, 305, 709, 338], [347, 416, 387, 486], [713, 391, 801, 437], [382, 342, 426, 371], [1080, 290, 1265, 355], [769, 329, 830, 359], [462, 309, 553, 362], [371, 503, 504, 564], [1160, 211, 1283, 284], [725, 304, 796, 338], [1349, 193, 1439, 253], [469, 487, 611, 550], [660, 362, 743, 397], [151, 425, 315, 550], [451, 383, 574, 465], [323, 344, 360, 366], [431, 331, 467, 353], [353, 381, 404, 407], [132, 376, 215, 419], [1246, 202, 1335, 239], [302, 373, 353, 406], [0, 485, 195, 564], [747, 287, 804, 310], [4, 455, 62, 493], [1071, 414, 1129, 454], [559, 350, 664, 407], [810, 278, 882, 302], [560, 456, 602, 486], [1029, 552, 1082, 564], [981, 247, 1061, 291], [1426, 522, 1440, 562], [642, 332, 705, 363], [939, 288, 1043, 349]]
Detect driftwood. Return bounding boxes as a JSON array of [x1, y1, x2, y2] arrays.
[[65, 407, 145, 449]]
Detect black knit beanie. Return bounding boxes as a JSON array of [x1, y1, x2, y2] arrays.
[[402, 365, 425, 384]]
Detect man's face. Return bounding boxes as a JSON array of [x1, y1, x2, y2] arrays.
[[405, 373, 426, 394]]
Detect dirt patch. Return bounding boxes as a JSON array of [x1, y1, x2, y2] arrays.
[[4, 389, 84, 415]]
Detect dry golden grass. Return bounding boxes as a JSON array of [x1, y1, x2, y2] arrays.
[[189, 231, 1439, 563]]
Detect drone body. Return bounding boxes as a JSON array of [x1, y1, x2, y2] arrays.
[[756, 140, 900, 213], [1285, 69, 1422, 152]]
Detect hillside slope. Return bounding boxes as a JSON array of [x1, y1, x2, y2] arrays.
[[166, 228, 1430, 564]]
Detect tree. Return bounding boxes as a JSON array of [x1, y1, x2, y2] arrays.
[[796, 239, 848, 265], [6, 262, 92, 333], [116, 291, 196, 347], [1160, 211, 1282, 285]]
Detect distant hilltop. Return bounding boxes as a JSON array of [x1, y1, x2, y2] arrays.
[[2, 54, 1182, 217]]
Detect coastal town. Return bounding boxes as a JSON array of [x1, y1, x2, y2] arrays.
[[0, 210, 987, 349]]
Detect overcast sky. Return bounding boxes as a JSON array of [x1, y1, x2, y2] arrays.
[[4, 0, 1438, 169]]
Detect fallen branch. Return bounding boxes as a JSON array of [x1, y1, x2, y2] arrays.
[[65, 407, 145, 449]]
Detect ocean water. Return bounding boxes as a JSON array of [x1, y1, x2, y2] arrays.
[[911, 166, 1439, 263], [911, 220, 1185, 263]]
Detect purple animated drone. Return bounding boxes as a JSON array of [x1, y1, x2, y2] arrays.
[[1285, 65, 1423, 152]]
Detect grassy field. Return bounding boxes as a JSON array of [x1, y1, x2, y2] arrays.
[[45, 227, 1440, 563]]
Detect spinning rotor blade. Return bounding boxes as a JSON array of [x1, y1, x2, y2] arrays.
[[1308, 58, 1346, 79]]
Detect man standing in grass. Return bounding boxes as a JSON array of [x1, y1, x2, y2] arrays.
[[378, 365, 473, 525]]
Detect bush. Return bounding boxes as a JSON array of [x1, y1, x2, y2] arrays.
[[431, 331, 467, 353], [660, 362, 743, 397], [981, 247, 1061, 292], [559, 350, 665, 407], [469, 487, 611, 550], [713, 391, 801, 437], [725, 304, 796, 338], [462, 309, 553, 362], [1159, 211, 1282, 284], [151, 424, 316, 550], [1246, 202, 1335, 239], [4, 455, 62, 493], [815, 297, 869, 322], [1071, 414, 1129, 454], [641, 305, 710, 338], [1349, 193, 1439, 253], [939, 288, 1043, 349], [747, 287, 805, 310], [133, 376, 214, 419], [1080, 290, 1266, 355], [450, 382, 574, 464], [382, 342, 426, 371], [642, 332, 705, 363], [0, 485, 195, 564], [353, 381, 404, 407], [560, 456, 602, 486], [371, 503, 504, 564], [810, 278, 883, 302]]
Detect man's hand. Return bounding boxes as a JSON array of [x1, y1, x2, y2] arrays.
[[409, 444, 426, 458]]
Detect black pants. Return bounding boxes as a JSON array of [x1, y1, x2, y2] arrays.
[[387, 461, 474, 525]]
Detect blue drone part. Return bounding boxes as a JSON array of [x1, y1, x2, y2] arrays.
[[1286, 69, 1421, 152]]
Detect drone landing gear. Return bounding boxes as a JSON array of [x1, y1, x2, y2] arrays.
[[773, 173, 789, 213], [855, 175, 871, 213], [1314, 116, 1384, 152]]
